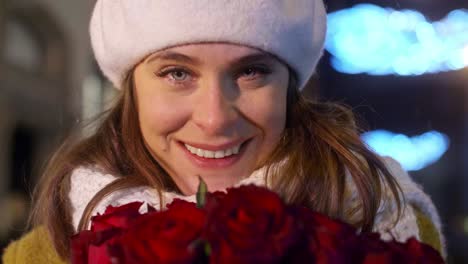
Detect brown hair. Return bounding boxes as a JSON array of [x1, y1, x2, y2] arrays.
[[30, 70, 402, 260]]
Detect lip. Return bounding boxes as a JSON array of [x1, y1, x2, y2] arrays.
[[178, 138, 252, 169]]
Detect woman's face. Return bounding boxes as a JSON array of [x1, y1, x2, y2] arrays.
[[133, 43, 289, 195]]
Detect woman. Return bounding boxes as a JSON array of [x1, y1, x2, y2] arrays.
[[3, 0, 445, 263]]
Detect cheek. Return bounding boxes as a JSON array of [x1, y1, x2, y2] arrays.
[[264, 99, 287, 143], [241, 88, 287, 143], [136, 89, 191, 147]]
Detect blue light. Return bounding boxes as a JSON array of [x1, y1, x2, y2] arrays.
[[361, 130, 449, 171], [326, 5, 468, 75]]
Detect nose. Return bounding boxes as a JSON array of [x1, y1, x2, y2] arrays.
[[192, 79, 238, 136]]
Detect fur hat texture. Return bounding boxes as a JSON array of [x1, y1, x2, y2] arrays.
[[90, 0, 327, 89]]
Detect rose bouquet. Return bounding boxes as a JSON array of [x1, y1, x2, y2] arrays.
[[71, 183, 444, 263]]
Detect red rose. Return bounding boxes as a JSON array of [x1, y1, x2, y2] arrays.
[[346, 233, 395, 263], [113, 199, 206, 264], [403, 237, 444, 263], [292, 207, 358, 263], [72, 202, 148, 264], [91, 201, 145, 232], [203, 185, 299, 263], [360, 235, 444, 264], [203, 191, 227, 212], [71, 185, 445, 264], [71, 228, 122, 264]]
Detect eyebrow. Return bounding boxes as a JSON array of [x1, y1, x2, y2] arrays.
[[232, 53, 276, 67], [146, 50, 276, 67], [146, 51, 202, 65]]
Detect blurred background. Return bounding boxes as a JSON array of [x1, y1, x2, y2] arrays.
[[0, 0, 466, 262]]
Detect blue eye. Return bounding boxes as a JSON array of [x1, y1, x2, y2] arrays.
[[169, 70, 189, 81], [242, 68, 257, 77], [156, 67, 192, 83], [239, 66, 271, 80]]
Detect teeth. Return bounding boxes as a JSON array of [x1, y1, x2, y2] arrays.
[[214, 151, 224, 158], [204, 151, 215, 158], [196, 148, 204, 156], [184, 143, 242, 159], [233, 145, 240, 154], [225, 148, 233, 156]]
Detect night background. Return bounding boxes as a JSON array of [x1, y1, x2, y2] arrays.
[[0, 0, 467, 262]]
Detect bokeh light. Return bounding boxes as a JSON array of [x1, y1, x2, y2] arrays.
[[361, 130, 450, 171], [463, 45, 468, 66], [326, 4, 468, 75]]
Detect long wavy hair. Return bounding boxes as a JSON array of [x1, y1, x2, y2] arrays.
[[30, 69, 403, 260]]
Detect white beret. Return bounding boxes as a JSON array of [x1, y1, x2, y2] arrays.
[[90, 0, 327, 90]]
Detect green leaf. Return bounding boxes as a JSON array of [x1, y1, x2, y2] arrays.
[[196, 176, 207, 208], [204, 243, 212, 256]]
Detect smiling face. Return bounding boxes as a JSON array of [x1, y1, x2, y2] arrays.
[[133, 43, 289, 195]]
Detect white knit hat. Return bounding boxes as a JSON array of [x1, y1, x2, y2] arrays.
[[90, 0, 327, 90]]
